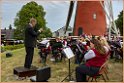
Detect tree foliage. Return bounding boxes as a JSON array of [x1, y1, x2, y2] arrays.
[[14, 1, 52, 39], [115, 10, 123, 36], [9, 24, 12, 30]]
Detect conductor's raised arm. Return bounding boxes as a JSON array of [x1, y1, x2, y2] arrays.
[[28, 26, 40, 37]]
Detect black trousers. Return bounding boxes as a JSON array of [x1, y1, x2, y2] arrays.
[[76, 64, 100, 82], [24, 47, 34, 68], [39, 51, 48, 64]]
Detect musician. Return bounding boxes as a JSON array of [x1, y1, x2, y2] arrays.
[[56, 37, 61, 42], [51, 37, 63, 62], [60, 37, 67, 61], [100, 36, 111, 53], [80, 34, 86, 42], [24, 18, 43, 69], [74, 36, 88, 64], [38, 39, 50, 65], [60, 37, 67, 48], [67, 36, 72, 47], [75, 39, 108, 82]]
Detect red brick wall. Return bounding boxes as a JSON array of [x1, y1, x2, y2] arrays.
[[73, 1, 106, 36]]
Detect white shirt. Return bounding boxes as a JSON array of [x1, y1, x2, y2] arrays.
[[120, 42, 123, 48], [82, 42, 87, 45], [84, 50, 96, 61]]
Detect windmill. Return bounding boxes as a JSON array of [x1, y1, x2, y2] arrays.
[[64, 1, 120, 40], [100, 0, 120, 40], [64, 1, 75, 35]]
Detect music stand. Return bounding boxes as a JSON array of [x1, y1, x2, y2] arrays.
[[61, 47, 75, 82]]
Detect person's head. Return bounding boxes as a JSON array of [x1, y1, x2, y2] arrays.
[[30, 18, 37, 27], [100, 36, 110, 49], [100, 37, 108, 46], [92, 35, 95, 39], [56, 37, 60, 41], [90, 39, 106, 55], [79, 36, 85, 42], [60, 36, 64, 40], [97, 36, 101, 40], [80, 34, 85, 40], [86, 39, 90, 46], [67, 36, 72, 40]]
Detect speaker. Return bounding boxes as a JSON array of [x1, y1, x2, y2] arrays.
[[30, 66, 51, 82], [6, 52, 13, 58]]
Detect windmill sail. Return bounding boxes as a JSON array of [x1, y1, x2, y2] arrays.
[[64, 1, 75, 35]]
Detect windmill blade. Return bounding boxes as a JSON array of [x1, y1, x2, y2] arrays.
[[64, 1, 75, 35]]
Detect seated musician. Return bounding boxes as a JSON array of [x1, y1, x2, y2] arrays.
[[60, 37, 67, 61], [74, 36, 89, 64], [38, 39, 51, 65], [60, 37, 67, 48], [51, 37, 63, 62], [100, 36, 111, 55], [75, 39, 108, 82], [67, 36, 72, 47], [80, 34, 90, 50]]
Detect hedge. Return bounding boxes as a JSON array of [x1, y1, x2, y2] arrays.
[[1, 44, 24, 51]]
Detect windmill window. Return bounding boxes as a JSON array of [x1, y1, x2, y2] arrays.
[[93, 13, 97, 20]]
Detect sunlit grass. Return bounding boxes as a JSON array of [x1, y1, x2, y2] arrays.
[[1, 48, 123, 82]]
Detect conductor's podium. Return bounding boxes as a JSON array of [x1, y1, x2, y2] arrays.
[[13, 66, 38, 77]]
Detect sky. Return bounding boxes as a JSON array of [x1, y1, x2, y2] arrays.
[[1, 0, 123, 32]]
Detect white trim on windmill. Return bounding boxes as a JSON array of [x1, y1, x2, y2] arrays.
[[100, 0, 120, 40]]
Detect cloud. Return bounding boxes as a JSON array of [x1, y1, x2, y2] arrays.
[[1, 0, 71, 31], [1, 0, 123, 32]]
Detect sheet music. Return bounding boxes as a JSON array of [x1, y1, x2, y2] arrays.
[[40, 40, 50, 44], [63, 47, 75, 59]]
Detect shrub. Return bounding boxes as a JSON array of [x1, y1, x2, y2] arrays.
[[2, 44, 24, 51]]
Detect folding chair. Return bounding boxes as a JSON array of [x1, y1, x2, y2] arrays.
[[87, 61, 109, 82]]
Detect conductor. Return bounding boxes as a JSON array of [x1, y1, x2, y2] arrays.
[[24, 18, 43, 69]]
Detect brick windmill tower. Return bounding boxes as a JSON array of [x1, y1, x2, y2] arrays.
[[73, 1, 106, 36]]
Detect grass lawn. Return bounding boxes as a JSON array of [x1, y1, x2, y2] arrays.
[[1, 48, 123, 82]]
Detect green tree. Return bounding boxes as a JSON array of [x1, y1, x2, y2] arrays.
[[14, 1, 52, 39], [38, 28, 52, 38], [115, 10, 123, 36], [9, 24, 12, 30], [4, 27, 6, 30]]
